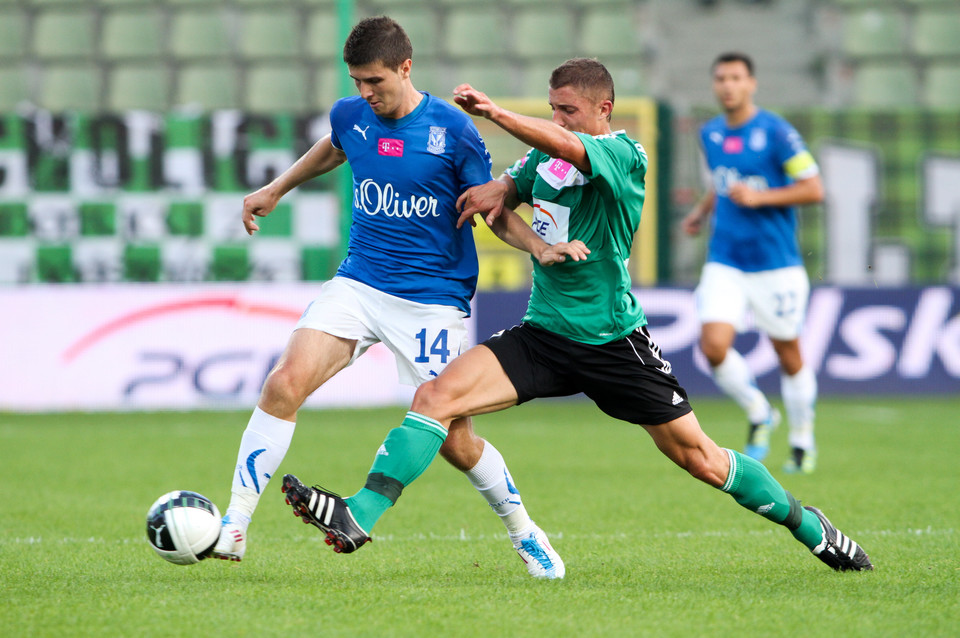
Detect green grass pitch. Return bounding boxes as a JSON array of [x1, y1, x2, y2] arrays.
[[2, 396, 958, 637]]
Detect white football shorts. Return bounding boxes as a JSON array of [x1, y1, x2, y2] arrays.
[[695, 262, 809, 340], [295, 276, 470, 386]]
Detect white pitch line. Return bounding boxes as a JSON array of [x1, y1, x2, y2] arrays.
[[3, 526, 954, 547]]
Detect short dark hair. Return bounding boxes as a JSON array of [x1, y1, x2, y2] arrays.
[[550, 58, 615, 106], [712, 52, 754, 76], [342, 16, 412, 68]]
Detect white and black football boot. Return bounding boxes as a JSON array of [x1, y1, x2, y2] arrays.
[[806, 506, 874, 571], [281, 474, 371, 554]]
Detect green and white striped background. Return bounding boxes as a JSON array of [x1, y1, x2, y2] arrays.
[[0, 111, 342, 284]]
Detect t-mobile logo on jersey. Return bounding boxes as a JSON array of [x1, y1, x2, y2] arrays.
[[354, 178, 439, 218], [548, 159, 572, 179], [723, 136, 744, 153], [378, 138, 404, 156]]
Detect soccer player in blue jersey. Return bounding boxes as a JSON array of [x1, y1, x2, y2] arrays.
[[211, 16, 570, 578], [281, 58, 872, 575], [682, 52, 824, 474]]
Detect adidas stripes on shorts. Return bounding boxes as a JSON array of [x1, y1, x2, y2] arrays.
[[483, 323, 693, 426]]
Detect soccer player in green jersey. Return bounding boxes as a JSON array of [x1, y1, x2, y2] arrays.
[[281, 58, 873, 574]]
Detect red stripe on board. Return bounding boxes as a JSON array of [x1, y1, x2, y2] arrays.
[[62, 296, 301, 363]]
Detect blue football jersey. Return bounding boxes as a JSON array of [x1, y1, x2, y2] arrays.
[[329, 93, 493, 314], [699, 109, 819, 272]]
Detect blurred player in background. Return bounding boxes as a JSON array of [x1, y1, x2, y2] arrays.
[[281, 58, 872, 574], [682, 52, 824, 474], [212, 16, 567, 579]]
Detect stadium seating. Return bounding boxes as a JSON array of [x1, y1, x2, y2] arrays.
[[923, 65, 960, 108], [124, 244, 162, 282], [301, 246, 340, 281], [388, 7, 440, 59], [0, 2, 957, 119], [443, 7, 509, 61], [211, 244, 250, 281], [176, 65, 240, 110], [40, 65, 103, 112], [306, 8, 341, 61], [0, 69, 29, 111], [520, 60, 560, 97], [169, 9, 234, 59], [409, 59, 449, 98], [312, 64, 343, 110], [579, 6, 642, 58], [246, 65, 309, 113], [841, 9, 906, 58], [605, 62, 647, 98], [912, 9, 960, 57], [0, 9, 27, 60], [452, 63, 517, 98], [33, 9, 97, 60], [108, 65, 171, 112], [101, 9, 166, 60], [238, 9, 301, 60], [36, 245, 76, 283], [512, 9, 577, 59], [852, 63, 920, 107]]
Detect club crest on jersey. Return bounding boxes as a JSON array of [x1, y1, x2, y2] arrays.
[[723, 136, 744, 153], [378, 138, 404, 156], [427, 126, 446, 154], [749, 128, 767, 151]]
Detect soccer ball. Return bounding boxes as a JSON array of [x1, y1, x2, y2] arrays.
[[146, 490, 221, 565]]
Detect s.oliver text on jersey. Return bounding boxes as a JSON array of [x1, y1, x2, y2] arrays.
[[353, 178, 439, 218]]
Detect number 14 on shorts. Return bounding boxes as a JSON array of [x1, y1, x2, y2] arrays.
[[414, 328, 451, 364]]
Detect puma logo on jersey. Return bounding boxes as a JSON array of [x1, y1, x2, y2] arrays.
[[353, 124, 370, 140]]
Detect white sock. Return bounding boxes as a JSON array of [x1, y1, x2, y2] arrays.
[[782, 365, 817, 450], [224, 407, 296, 526], [464, 441, 532, 535], [712, 349, 771, 424]]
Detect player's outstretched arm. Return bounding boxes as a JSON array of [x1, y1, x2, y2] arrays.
[[489, 207, 590, 267], [681, 189, 716, 236], [453, 84, 589, 173], [243, 135, 346, 235], [456, 176, 521, 229], [728, 174, 823, 209]]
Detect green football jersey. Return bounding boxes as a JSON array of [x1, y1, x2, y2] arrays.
[[505, 130, 648, 344]]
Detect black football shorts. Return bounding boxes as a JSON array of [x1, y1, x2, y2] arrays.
[[483, 322, 693, 426]]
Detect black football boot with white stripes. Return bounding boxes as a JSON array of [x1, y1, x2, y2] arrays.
[[281, 474, 371, 554], [805, 506, 874, 571]]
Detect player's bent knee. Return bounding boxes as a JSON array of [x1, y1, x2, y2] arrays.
[[700, 341, 727, 367], [260, 366, 308, 412], [410, 378, 458, 421]]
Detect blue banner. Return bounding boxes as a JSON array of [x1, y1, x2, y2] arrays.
[[475, 287, 960, 396]]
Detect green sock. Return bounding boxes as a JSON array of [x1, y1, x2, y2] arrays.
[[721, 449, 824, 550], [344, 411, 447, 532]]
